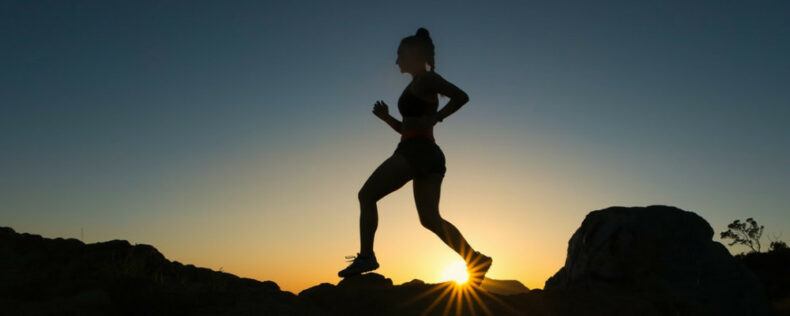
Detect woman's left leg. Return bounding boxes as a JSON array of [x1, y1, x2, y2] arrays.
[[413, 173, 476, 262]]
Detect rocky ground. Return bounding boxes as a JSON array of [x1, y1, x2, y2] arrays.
[[1, 205, 786, 315]]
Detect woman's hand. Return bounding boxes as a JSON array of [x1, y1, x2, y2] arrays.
[[373, 100, 389, 120], [429, 112, 441, 126]]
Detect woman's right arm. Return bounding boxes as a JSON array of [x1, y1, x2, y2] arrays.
[[381, 113, 402, 134], [373, 100, 401, 134]]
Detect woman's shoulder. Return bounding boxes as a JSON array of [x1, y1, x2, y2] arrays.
[[413, 71, 444, 94], [416, 70, 444, 83]]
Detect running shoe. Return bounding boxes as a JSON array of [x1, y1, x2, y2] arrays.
[[338, 252, 379, 278]]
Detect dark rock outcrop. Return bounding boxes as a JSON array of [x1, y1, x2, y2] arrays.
[[544, 205, 775, 315], [737, 247, 790, 314], [297, 273, 665, 315], [0, 226, 314, 315], [480, 278, 529, 295], [297, 273, 532, 315]]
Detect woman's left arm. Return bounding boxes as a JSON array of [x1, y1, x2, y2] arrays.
[[424, 72, 469, 122]]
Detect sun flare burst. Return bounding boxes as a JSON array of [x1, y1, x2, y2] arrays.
[[441, 260, 469, 285]]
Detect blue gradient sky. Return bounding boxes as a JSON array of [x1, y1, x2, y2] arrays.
[[2, 1, 788, 292]]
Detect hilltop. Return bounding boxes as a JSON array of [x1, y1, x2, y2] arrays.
[[1, 205, 785, 315]]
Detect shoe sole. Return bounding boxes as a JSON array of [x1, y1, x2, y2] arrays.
[[338, 263, 380, 278]]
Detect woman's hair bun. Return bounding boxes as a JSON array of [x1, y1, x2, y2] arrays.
[[415, 27, 430, 38]]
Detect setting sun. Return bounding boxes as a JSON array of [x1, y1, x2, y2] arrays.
[[440, 260, 469, 285]]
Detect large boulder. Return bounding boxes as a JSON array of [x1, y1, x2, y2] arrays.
[[544, 205, 774, 315]]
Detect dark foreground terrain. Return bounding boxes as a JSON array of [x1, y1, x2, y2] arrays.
[[2, 205, 787, 315]]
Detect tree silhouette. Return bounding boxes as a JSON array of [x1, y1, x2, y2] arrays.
[[769, 240, 788, 252], [720, 218, 764, 254]]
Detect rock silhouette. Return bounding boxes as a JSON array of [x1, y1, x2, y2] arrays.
[[480, 278, 530, 295], [737, 245, 790, 314], [545, 205, 775, 315], [1, 205, 784, 315], [0, 226, 318, 315]]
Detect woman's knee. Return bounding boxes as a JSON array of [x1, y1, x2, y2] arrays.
[[419, 213, 443, 231], [358, 187, 378, 205]]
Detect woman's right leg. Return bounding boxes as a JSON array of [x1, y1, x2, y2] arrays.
[[357, 153, 413, 256]]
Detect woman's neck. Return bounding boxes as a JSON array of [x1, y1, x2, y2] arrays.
[[410, 69, 428, 79]]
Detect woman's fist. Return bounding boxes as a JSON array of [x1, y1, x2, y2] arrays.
[[373, 100, 389, 119]]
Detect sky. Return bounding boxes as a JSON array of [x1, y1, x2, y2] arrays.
[[1, 0, 788, 293]]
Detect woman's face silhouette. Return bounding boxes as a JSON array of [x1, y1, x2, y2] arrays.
[[396, 44, 426, 75]]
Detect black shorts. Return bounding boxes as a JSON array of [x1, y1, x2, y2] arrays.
[[393, 138, 447, 178]]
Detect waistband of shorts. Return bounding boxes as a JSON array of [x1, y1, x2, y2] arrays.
[[399, 136, 436, 144]]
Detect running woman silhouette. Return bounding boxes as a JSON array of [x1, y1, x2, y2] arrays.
[[338, 27, 492, 287]]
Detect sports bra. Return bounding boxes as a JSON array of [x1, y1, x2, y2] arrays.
[[398, 85, 438, 117]]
